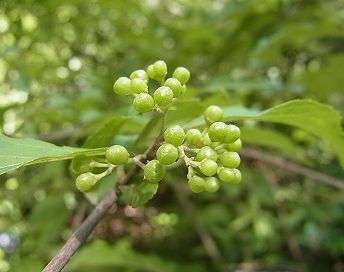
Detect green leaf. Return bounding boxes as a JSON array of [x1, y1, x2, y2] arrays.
[[119, 180, 159, 208], [241, 127, 306, 163], [84, 116, 134, 148], [187, 99, 344, 167], [225, 99, 344, 167], [0, 134, 106, 175]]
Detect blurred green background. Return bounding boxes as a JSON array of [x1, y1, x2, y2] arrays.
[[1, 0, 344, 271]]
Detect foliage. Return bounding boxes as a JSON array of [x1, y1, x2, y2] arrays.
[[1, 0, 344, 271]]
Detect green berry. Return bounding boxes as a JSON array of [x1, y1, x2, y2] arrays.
[[204, 105, 224, 124], [130, 69, 148, 83], [224, 124, 241, 143], [144, 160, 166, 183], [153, 60, 167, 78], [218, 167, 241, 184], [199, 159, 218, 176], [71, 155, 92, 175], [225, 138, 242, 152], [153, 86, 173, 107], [130, 78, 148, 93], [188, 175, 206, 193], [106, 145, 129, 165], [220, 151, 240, 168], [203, 133, 213, 146], [185, 128, 202, 146], [133, 93, 155, 112], [208, 122, 228, 142], [75, 172, 96, 192], [204, 177, 220, 193], [113, 77, 132, 96], [164, 78, 183, 97], [156, 143, 179, 165], [164, 125, 185, 146], [147, 64, 157, 80], [172, 67, 190, 85], [196, 146, 217, 162]]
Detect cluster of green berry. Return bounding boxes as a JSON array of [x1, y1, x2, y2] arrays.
[[113, 60, 190, 112], [143, 105, 242, 193], [71, 61, 242, 194]]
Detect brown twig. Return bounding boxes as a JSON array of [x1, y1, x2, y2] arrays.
[[42, 134, 163, 272], [241, 148, 344, 191]]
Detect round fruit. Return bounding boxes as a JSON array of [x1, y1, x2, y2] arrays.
[[164, 78, 182, 97], [199, 159, 218, 176], [188, 175, 206, 193], [144, 160, 166, 183], [185, 128, 202, 146], [156, 143, 179, 165], [105, 145, 130, 165], [208, 122, 228, 142], [147, 64, 156, 80], [133, 93, 155, 112], [164, 125, 185, 146], [130, 78, 148, 93], [196, 146, 217, 162], [130, 69, 148, 83], [204, 177, 220, 193], [113, 77, 132, 96], [153, 60, 167, 78], [71, 155, 92, 175], [232, 169, 242, 184], [153, 86, 173, 107], [218, 167, 241, 184], [204, 105, 223, 124], [172, 67, 190, 85], [75, 172, 96, 192], [225, 138, 242, 152], [202, 133, 213, 146], [224, 124, 241, 143], [220, 151, 240, 168]]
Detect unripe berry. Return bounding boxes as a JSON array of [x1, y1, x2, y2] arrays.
[[153, 60, 167, 78], [199, 159, 218, 176], [164, 125, 185, 147], [172, 67, 190, 85], [130, 69, 148, 83], [105, 145, 129, 165], [153, 86, 173, 107], [224, 124, 241, 143], [218, 167, 241, 184], [164, 78, 183, 97], [113, 77, 132, 96], [185, 128, 202, 146], [196, 146, 217, 162], [208, 122, 228, 142], [202, 133, 213, 146], [204, 105, 223, 124], [188, 175, 206, 193], [144, 160, 166, 183], [204, 177, 220, 193], [133, 93, 155, 112], [147, 64, 156, 80], [225, 138, 242, 152], [130, 78, 148, 93], [220, 151, 240, 168], [156, 143, 179, 165], [75, 172, 96, 192]]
